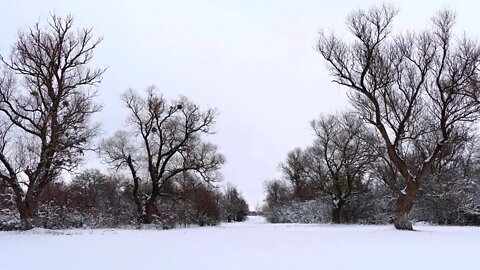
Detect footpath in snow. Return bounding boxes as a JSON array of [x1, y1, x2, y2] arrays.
[[0, 216, 478, 270]]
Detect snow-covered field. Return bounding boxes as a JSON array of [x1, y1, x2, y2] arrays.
[[0, 216, 478, 270]]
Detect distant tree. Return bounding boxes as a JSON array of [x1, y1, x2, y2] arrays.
[[304, 112, 374, 223], [69, 169, 109, 210], [263, 179, 293, 222], [221, 185, 249, 222], [0, 15, 104, 229], [280, 148, 315, 201], [264, 179, 291, 209], [100, 87, 224, 224], [318, 5, 480, 229]]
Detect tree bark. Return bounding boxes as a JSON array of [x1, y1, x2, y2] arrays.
[[140, 199, 158, 224], [126, 155, 143, 215], [332, 206, 342, 224], [393, 190, 418, 230], [7, 175, 36, 230], [331, 199, 345, 224], [17, 200, 34, 230]]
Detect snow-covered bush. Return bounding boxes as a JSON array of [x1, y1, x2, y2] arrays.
[[0, 209, 21, 230], [264, 199, 329, 224]]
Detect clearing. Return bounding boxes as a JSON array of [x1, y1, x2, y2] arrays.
[[0, 216, 478, 270]]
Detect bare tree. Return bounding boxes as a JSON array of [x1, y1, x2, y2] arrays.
[[304, 112, 374, 223], [100, 87, 224, 224], [264, 179, 291, 207], [0, 15, 104, 229], [318, 5, 480, 229], [280, 148, 315, 201]]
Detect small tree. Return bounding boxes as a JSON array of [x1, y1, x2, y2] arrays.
[[318, 5, 480, 229], [0, 15, 103, 229], [221, 185, 249, 222], [100, 87, 224, 224]]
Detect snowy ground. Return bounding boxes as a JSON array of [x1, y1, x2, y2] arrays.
[[0, 216, 479, 270]]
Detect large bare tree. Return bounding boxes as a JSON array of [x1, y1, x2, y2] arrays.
[[0, 15, 103, 229], [318, 5, 480, 229], [100, 87, 224, 224]]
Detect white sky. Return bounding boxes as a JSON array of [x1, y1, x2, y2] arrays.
[[1, 0, 478, 209]]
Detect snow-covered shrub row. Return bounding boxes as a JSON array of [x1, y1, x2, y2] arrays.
[[263, 182, 395, 225], [264, 199, 329, 224], [263, 175, 480, 226], [411, 171, 480, 225], [0, 170, 250, 230]]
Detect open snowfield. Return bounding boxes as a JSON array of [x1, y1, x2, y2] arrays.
[[0, 216, 479, 270]]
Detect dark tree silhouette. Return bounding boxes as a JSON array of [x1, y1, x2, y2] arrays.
[[0, 14, 104, 229]]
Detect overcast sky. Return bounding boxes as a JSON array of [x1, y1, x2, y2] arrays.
[[1, 0, 478, 209]]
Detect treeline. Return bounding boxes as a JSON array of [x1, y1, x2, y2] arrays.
[[0, 169, 248, 230], [0, 15, 248, 230], [263, 110, 480, 226]]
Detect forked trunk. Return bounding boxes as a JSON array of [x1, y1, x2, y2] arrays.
[[331, 198, 345, 224], [393, 190, 417, 230]]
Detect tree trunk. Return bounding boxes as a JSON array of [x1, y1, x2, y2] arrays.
[[17, 200, 34, 230], [394, 190, 418, 230], [126, 155, 143, 215], [140, 199, 157, 224], [331, 199, 345, 224], [332, 206, 342, 224], [4, 175, 36, 230]]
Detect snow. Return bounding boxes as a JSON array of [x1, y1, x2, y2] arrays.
[[0, 216, 479, 270], [0, 169, 9, 179], [333, 198, 340, 207]]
